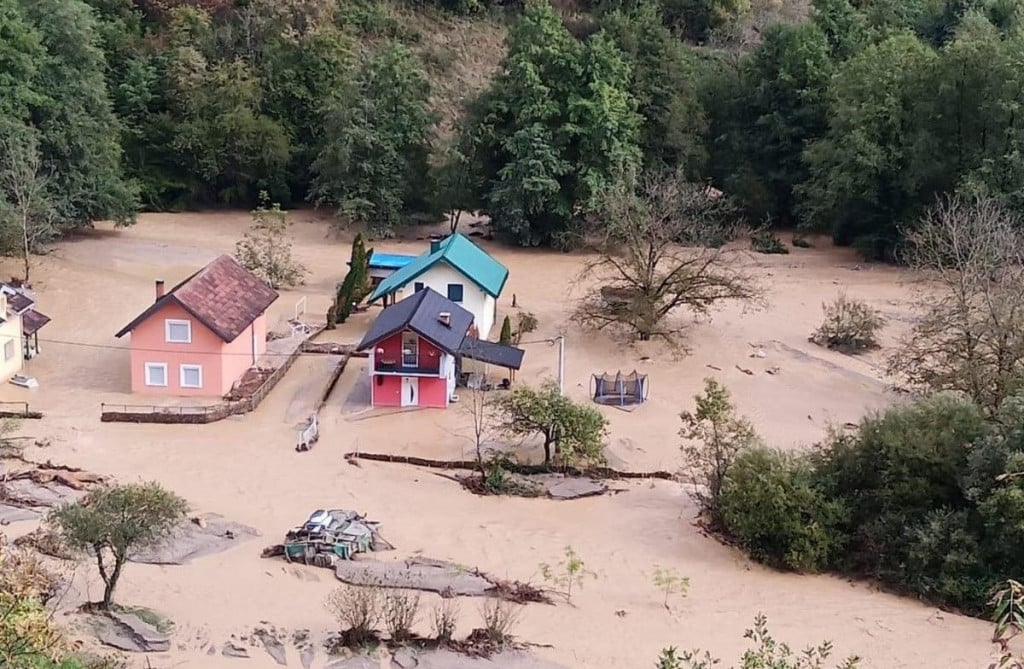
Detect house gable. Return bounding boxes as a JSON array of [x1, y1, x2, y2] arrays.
[[367, 234, 508, 303], [116, 255, 278, 342], [356, 288, 474, 354]]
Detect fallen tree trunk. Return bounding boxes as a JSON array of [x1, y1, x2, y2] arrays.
[[342, 452, 677, 481]]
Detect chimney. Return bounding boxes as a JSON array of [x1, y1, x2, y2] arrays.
[[155, 279, 165, 301], [438, 311, 451, 327], [429, 234, 444, 253]]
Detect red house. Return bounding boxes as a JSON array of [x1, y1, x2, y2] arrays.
[[356, 288, 524, 408]]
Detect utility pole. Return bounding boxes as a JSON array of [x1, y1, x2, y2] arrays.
[[556, 335, 565, 395]]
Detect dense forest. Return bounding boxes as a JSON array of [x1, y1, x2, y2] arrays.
[[1, 0, 1023, 258]]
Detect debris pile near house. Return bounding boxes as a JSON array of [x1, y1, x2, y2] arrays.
[[261, 509, 392, 568]]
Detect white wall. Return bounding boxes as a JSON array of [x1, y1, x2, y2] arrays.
[[394, 261, 496, 340]]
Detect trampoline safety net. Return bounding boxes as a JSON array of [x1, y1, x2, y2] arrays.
[[592, 370, 649, 406]]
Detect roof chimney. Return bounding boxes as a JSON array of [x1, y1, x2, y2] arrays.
[[438, 311, 451, 327], [429, 234, 444, 254], [155, 279, 165, 301]]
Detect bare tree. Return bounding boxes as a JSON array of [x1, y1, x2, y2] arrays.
[[463, 384, 498, 477], [573, 172, 762, 343], [888, 195, 1024, 414], [0, 129, 56, 284]]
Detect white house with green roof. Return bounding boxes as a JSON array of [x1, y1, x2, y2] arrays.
[[367, 233, 509, 340]]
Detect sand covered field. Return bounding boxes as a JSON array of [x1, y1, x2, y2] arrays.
[[0, 212, 993, 668]]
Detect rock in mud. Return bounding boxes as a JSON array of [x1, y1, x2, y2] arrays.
[[391, 647, 418, 668], [131, 513, 260, 565], [335, 558, 494, 597], [260, 635, 287, 665], [223, 642, 250, 658], [326, 657, 378, 669], [545, 478, 606, 500], [92, 612, 170, 653]]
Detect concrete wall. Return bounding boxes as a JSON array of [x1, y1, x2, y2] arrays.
[[0, 312, 24, 382], [220, 312, 265, 394]]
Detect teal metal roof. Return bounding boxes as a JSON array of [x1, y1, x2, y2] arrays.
[[367, 234, 509, 302]]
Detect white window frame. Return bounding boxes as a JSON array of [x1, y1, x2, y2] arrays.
[[144, 362, 168, 387], [179, 364, 203, 389], [165, 319, 192, 344]]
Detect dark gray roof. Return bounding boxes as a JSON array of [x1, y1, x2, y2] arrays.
[[356, 288, 474, 354], [458, 338, 525, 370]]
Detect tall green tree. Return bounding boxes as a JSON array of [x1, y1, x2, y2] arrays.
[[798, 34, 935, 256], [704, 23, 833, 225], [466, 0, 641, 247], [310, 42, 434, 233], [19, 0, 139, 227], [600, 3, 707, 173]]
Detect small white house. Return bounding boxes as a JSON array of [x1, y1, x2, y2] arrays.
[[367, 234, 509, 340]]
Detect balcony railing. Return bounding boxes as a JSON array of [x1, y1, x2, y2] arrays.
[[374, 359, 440, 376]]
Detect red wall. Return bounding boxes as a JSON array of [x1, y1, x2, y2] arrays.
[[371, 375, 447, 408], [372, 329, 441, 372]]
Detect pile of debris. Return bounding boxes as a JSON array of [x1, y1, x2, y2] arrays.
[[0, 458, 104, 524], [262, 509, 392, 569]]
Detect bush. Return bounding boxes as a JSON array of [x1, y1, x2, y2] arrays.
[[719, 448, 847, 572], [811, 294, 885, 353], [750, 229, 789, 254], [431, 598, 459, 644], [326, 584, 383, 646], [382, 590, 420, 642], [479, 597, 522, 645]]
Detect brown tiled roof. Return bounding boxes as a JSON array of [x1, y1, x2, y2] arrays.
[[115, 255, 279, 343], [21, 309, 50, 336]]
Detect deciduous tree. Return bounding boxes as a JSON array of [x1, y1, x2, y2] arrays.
[[235, 194, 306, 288], [573, 171, 761, 343], [0, 126, 55, 283], [311, 42, 434, 233], [888, 195, 1024, 414], [49, 482, 188, 609], [496, 381, 607, 465]]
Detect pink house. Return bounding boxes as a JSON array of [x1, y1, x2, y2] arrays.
[[356, 288, 523, 409], [115, 255, 279, 397]]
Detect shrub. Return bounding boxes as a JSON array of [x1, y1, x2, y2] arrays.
[[680, 378, 762, 526], [499, 315, 513, 345], [326, 584, 383, 646], [719, 448, 847, 572], [750, 229, 789, 254], [382, 590, 420, 642], [811, 294, 885, 353], [658, 614, 859, 668], [651, 566, 690, 609], [513, 312, 538, 344], [539, 546, 595, 604], [431, 598, 459, 644], [479, 597, 522, 645]]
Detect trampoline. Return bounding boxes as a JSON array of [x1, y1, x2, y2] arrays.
[[591, 370, 649, 406]]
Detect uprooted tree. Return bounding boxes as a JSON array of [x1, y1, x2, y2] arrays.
[[496, 381, 607, 465], [49, 482, 188, 609], [573, 172, 761, 343], [888, 195, 1024, 414]]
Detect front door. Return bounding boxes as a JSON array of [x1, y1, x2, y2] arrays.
[[401, 377, 419, 407]]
